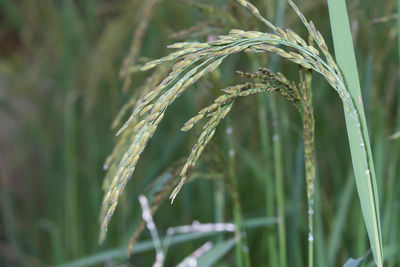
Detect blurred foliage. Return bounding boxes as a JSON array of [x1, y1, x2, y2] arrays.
[[0, 0, 399, 266]]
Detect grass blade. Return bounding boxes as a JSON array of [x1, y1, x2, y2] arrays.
[[327, 0, 383, 265], [57, 216, 277, 267], [327, 173, 355, 266], [196, 238, 236, 267], [343, 250, 370, 267]]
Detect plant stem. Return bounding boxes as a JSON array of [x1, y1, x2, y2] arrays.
[[269, 96, 287, 267], [265, 1, 288, 265], [257, 94, 278, 267], [62, 1, 81, 258], [385, 5, 400, 266], [252, 51, 278, 266], [398, 0, 400, 64], [300, 68, 315, 267], [226, 121, 251, 267], [214, 174, 225, 243]]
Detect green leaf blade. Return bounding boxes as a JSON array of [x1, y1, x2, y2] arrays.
[[326, 0, 383, 266]]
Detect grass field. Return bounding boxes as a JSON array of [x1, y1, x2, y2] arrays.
[[0, 0, 399, 266]]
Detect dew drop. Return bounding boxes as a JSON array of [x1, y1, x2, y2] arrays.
[[308, 233, 314, 242]]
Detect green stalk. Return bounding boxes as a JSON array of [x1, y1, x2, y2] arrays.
[[269, 96, 287, 267], [252, 51, 278, 266], [384, 139, 398, 267], [398, 0, 400, 63], [265, 1, 287, 266], [288, 143, 304, 267], [61, 0, 83, 258], [313, 171, 326, 267], [257, 94, 278, 267], [385, 5, 400, 266], [327, 172, 354, 266], [226, 121, 251, 267], [327, 1, 383, 265], [214, 175, 225, 243]]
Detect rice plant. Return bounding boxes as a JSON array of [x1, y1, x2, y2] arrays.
[[2, 0, 398, 266], [99, 0, 383, 266]]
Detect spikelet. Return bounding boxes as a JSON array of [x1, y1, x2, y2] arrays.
[[235, 0, 276, 30], [170, 103, 233, 203]]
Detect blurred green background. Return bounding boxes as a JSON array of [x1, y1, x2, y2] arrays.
[[0, 0, 399, 266]]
